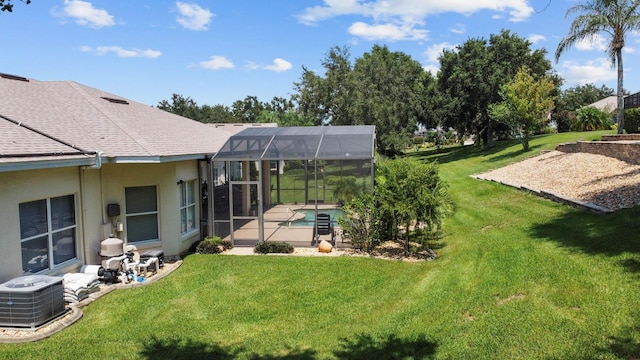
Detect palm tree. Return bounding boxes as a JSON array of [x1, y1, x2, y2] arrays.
[[555, 0, 640, 134]]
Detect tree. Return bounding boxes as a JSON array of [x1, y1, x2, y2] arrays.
[[1, 0, 30, 12], [555, 0, 640, 134], [266, 96, 295, 114], [553, 84, 615, 132], [256, 109, 314, 127], [352, 45, 429, 155], [438, 38, 490, 146], [489, 67, 557, 150], [158, 94, 242, 123], [231, 95, 266, 123], [438, 30, 554, 148], [157, 94, 201, 121], [294, 45, 429, 155], [293, 46, 354, 126], [201, 104, 237, 123]]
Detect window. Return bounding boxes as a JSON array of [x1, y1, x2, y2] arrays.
[[125, 186, 159, 243], [19, 195, 76, 273], [180, 180, 197, 235]]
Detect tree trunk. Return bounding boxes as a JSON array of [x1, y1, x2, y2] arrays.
[[486, 117, 495, 148], [405, 221, 411, 253], [617, 48, 624, 134]]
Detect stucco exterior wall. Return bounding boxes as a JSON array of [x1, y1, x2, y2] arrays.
[[0, 160, 202, 282], [97, 161, 200, 259], [0, 167, 83, 283]]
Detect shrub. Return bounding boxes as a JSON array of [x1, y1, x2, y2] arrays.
[[624, 108, 640, 134], [195, 236, 233, 254], [572, 106, 611, 131], [338, 192, 382, 251], [254, 241, 294, 254], [340, 157, 454, 252], [327, 175, 361, 204]]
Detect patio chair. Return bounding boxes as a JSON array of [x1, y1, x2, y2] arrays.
[[311, 213, 336, 246]]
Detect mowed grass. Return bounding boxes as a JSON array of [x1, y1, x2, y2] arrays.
[[5, 130, 640, 359]]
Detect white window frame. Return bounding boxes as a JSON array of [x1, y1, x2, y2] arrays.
[[125, 185, 159, 243], [180, 180, 197, 235], [19, 194, 77, 274]]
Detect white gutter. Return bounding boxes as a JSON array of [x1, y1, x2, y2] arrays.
[[83, 151, 104, 169]]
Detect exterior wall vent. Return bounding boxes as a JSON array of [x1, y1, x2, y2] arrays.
[[0, 73, 29, 82], [101, 97, 129, 105]]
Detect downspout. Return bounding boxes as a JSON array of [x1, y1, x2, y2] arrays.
[[80, 151, 104, 266], [82, 151, 104, 169]]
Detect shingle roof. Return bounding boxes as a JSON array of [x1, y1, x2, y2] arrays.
[[0, 75, 273, 167], [0, 119, 83, 156], [585, 96, 617, 112]]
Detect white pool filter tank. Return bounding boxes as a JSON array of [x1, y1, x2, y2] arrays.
[[100, 237, 124, 267]]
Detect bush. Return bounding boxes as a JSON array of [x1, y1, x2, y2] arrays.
[[339, 157, 454, 252], [254, 241, 294, 254], [624, 108, 640, 133], [572, 106, 611, 131], [195, 236, 233, 254], [327, 175, 361, 204], [338, 192, 382, 251]]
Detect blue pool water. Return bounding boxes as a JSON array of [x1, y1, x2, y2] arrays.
[[282, 208, 346, 227]]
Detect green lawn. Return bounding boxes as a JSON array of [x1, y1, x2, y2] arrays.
[[5, 130, 640, 359]]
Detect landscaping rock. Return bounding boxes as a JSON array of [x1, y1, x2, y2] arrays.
[[318, 240, 333, 253]]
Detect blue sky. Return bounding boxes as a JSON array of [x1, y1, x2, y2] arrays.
[[0, 0, 636, 107]]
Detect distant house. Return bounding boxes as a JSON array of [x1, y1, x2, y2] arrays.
[[0, 73, 272, 282], [624, 91, 640, 110], [586, 95, 617, 113]]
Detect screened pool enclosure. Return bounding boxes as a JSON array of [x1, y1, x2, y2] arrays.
[[206, 125, 376, 245]]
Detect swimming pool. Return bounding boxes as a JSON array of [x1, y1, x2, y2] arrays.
[[281, 208, 346, 227]]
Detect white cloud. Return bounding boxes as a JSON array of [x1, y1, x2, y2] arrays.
[[558, 58, 616, 85], [449, 23, 466, 34], [199, 56, 234, 70], [247, 58, 293, 72], [245, 62, 261, 71], [348, 21, 428, 41], [423, 64, 439, 76], [424, 42, 456, 63], [176, 2, 214, 31], [527, 34, 546, 44], [56, 0, 114, 28], [81, 46, 161, 58], [297, 0, 366, 25], [575, 34, 608, 51], [263, 58, 293, 72], [297, 0, 534, 26]]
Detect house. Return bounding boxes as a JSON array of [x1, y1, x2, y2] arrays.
[[586, 95, 618, 112], [625, 91, 640, 110], [0, 72, 271, 283]]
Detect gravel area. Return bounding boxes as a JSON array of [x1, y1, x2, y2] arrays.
[[474, 150, 640, 211]]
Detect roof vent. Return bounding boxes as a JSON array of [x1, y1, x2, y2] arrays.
[[101, 97, 129, 105], [0, 73, 29, 82]]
